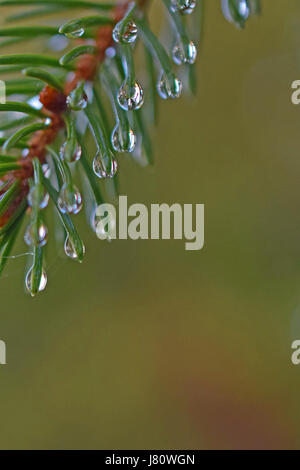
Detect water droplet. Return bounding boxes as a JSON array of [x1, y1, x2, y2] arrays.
[[64, 235, 85, 260], [157, 73, 182, 100], [65, 27, 85, 39], [40, 192, 50, 210], [111, 124, 136, 153], [25, 267, 47, 297], [24, 222, 48, 247], [60, 141, 82, 163], [27, 186, 49, 210], [117, 80, 144, 111], [58, 183, 82, 214], [93, 150, 118, 179], [66, 86, 88, 111], [170, 0, 196, 14], [172, 40, 197, 65], [112, 20, 138, 44], [238, 0, 250, 19], [42, 162, 51, 179]]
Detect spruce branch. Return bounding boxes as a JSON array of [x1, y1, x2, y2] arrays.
[[0, 0, 261, 295]]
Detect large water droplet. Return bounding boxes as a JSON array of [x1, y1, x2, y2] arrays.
[[58, 183, 82, 214], [66, 86, 88, 111], [24, 222, 48, 247], [111, 124, 136, 153], [172, 40, 197, 65], [25, 267, 47, 297], [60, 141, 82, 163], [157, 73, 182, 100], [112, 20, 138, 44], [117, 80, 144, 111], [65, 27, 85, 39], [64, 235, 85, 260], [170, 0, 196, 14], [93, 151, 118, 179], [27, 186, 49, 210]]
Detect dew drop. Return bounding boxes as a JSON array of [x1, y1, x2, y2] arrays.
[[40, 192, 50, 210], [170, 0, 196, 14], [112, 20, 138, 44], [42, 162, 51, 179], [66, 86, 88, 111], [172, 40, 197, 65], [157, 73, 182, 100], [24, 222, 48, 247], [65, 27, 85, 39], [27, 186, 50, 210], [111, 124, 136, 153], [64, 235, 85, 260], [93, 151, 118, 179], [60, 141, 82, 163], [25, 267, 47, 297], [58, 183, 82, 215], [117, 80, 144, 111]]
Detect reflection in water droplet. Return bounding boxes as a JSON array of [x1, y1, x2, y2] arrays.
[[170, 0, 196, 14], [112, 20, 138, 44], [60, 141, 82, 163], [117, 80, 144, 111], [172, 40, 197, 65], [58, 183, 82, 214], [93, 151, 118, 179], [111, 124, 136, 153], [238, 0, 250, 19], [27, 187, 49, 210], [65, 27, 85, 39], [66, 86, 88, 111], [64, 235, 85, 260], [25, 267, 47, 297], [157, 73, 182, 100], [24, 222, 48, 247]]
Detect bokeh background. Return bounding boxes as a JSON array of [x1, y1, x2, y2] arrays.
[[1, 0, 300, 450]]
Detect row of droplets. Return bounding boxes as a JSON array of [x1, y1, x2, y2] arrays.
[[24, 0, 198, 294]]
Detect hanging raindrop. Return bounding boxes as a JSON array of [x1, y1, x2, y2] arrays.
[[64, 235, 85, 260], [117, 80, 144, 111], [25, 267, 47, 297], [111, 124, 136, 153], [66, 86, 88, 111], [112, 20, 138, 44], [157, 73, 182, 99], [59, 141, 82, 163], [58, 183, 82, 214], [170, 0, 197, 14], [172, 40, 197, 65], [27, 186, 50, 210], [24, 222, 48, 247], [93, 150, 118, 179], [64, 27, 85, 40]]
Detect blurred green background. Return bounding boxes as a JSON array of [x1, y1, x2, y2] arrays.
[[1, 0, 300, 450]]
